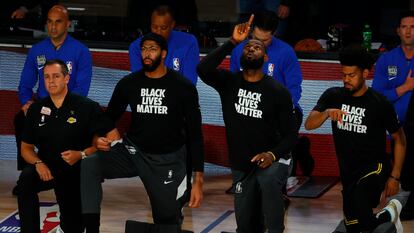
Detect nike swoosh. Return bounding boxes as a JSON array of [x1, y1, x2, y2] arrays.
[[38, 123, 46, 127], [38, 66, 44, 70], [388, 77, 397, 80], [164, 180, 173, 184]]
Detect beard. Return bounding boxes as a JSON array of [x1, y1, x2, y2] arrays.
[[344, 81, 364, 95], [142, 55, 162, 72], [240, 55, 264, 70]]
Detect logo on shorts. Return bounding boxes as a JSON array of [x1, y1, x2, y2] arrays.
[[168, 170, 173, 179], [235, 182, 243, 194], [173, 58, 180, 71]]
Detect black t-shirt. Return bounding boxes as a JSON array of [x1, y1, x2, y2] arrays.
[[198, 41, 298, 172], [313, 87, 400, 181], [22, 92, 113, 172], [105, 69, 204, 172]]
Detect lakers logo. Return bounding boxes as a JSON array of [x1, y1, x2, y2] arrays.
[[67, 117, 77, 124]]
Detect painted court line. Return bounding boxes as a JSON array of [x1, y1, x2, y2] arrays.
[[200, 210, 234, 233]]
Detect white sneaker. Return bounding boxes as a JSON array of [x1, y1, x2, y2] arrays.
[[383, 199, 403, 233]]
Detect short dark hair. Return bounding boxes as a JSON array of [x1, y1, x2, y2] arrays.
[[44, 59, 69, 76], [398, 10, 414, 27], [339, 45, 375, 71], [152, 5, 175, 20], [253, 10, 279, 34], [140, 32, 168, 52]]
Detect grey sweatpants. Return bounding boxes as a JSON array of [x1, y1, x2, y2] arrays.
[[80, 139, 188, 225], [232, 158, 291, 233]]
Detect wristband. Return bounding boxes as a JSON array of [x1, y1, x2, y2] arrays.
[[389, 175, 400, 181], [267, 151, 276, 161], [34, 160, 43, 165], [81, 150, 87, 160]]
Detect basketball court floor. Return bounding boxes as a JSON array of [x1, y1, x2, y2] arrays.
[[1, 160, 413, 233]]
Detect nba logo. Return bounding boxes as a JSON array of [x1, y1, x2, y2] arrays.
[[173, 58, 180, 71], [235, 182, 243, 194], [267, 63, 274, 76], [66, 61, 73, 74]]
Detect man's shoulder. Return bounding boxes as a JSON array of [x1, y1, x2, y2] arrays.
[[171, 30, 197, 42], [168, 69, 194, 85], [231, 40, 247, 58], [269, 37, 295, 54], [129, 37, 142, 49], [30, 38, 51, 52], [366, 88, 390, 104], [378, 46, 401, 61], [322, 87, 343, 97], [64, 35, 89, 51], [69, 92, 98, 105]]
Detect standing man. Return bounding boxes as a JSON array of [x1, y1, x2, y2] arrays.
[[81, 33, 204, 233], [18, 59, 112, 233], [129, 5, 199, 85], [14, 4, 92, 193], [238, 0, 292, 37], [197, 16, 297, 233], [372, 10, 414, 220], [305, 47, 405, 233]]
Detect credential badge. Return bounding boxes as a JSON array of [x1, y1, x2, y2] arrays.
[[40, 106, 51, 115]]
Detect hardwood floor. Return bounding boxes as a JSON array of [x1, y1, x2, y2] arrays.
[[1, 160, 413, 233]]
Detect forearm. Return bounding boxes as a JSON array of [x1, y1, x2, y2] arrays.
[[197, 41, 235, 79], [305, 110, 328, 130], [396, 83, 411, 98], [21, 142, 41, 164], [192, 171, 204, 187], [391, 128, 406, 179], [106, 128, 121, 141]]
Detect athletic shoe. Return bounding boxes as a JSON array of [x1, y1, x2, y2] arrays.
[[383, 199, 403, 233]]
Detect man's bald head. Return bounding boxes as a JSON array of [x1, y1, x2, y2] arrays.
[[48, 5, 69, 20]]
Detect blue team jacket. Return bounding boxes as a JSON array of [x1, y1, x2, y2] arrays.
[[18, 35, 92, 105], [372, 46, 413, 124]]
